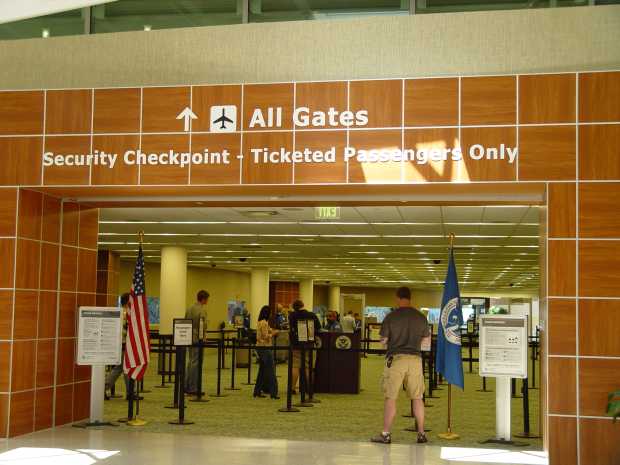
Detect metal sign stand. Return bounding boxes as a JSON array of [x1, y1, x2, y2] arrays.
[[74, 365, 116, 428]]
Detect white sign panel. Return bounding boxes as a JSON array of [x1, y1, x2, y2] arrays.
[[479, 315, 528, 378], [173, 319, 193, 346], [210, 105, 237, 132], [77, 307, 122, 366]]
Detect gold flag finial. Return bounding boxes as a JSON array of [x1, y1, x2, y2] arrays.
[[449, 233, 455, 249], [138, 230, 145, 245]]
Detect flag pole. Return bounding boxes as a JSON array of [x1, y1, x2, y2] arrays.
[[127, 230, 147, 427], [438, 233, 460, 440]]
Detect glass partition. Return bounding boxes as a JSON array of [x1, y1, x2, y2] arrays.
[[0, 0, 617, 41]]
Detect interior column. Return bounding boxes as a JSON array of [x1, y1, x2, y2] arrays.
[[328, 285, 341, 313], [299, 278, 314, 312], [250, 267, 270, 329], [159, 246, 187, 334]]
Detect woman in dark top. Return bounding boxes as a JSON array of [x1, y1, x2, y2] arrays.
[[253, 305, 279, 399]]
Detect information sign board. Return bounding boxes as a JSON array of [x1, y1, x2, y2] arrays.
[[77, 307, 122, 366], [173, 318, 194, 346], [479, 315, 528, 378]]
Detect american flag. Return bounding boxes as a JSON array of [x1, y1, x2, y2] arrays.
[[123, 245, 150, 380]]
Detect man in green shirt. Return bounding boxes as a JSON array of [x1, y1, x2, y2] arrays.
[[185, 290, 209, 394]]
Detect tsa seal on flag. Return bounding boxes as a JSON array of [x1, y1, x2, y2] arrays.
[[441, 297, 462, 345]]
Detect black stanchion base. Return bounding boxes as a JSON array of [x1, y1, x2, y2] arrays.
[[402, 413, 414, 418], [514, 432, 541, 439], [155, 385, 170, 389], [189, 398, 210, 403], [169, 420, 195, 425], [424, 403, 434, 408], [426, 394, 441, 399], [117, 417, 129, 423], [529, 387, 539, 390], [209, 394, 229, 398], [476, 389, 493, 393], [404, 426, 431, 433], [242, 382, 255, 386], [225, 387, 241, 391], [127, 396, 144, 401], [140, 389, 152, 394], [307, 398, 321, 404], [73, 421, 117, 428], [293, 401, 314, 408], [164, 405, 179, 409], [278, 407, 301, 413], [108, 394, 123, 399], [479, 438, 529, 447]]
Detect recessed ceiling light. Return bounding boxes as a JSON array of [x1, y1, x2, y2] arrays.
[[41, 28, 50, 38], [143, 24, 152, 31], [242, 210, 279, 218]]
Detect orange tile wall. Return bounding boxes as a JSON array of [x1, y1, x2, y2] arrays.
[[0, 190, 98, 436], [0, 72, 619, 463]]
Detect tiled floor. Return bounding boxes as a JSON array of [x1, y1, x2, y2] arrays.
[[0, 428, 548, 465]]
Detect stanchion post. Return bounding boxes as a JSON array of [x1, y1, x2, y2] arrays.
[[307, 345, 320, 404], [170, 346, 194, 425], [190, 340, 209, 403], [530, 337, 538, 389], [514, 376, 539, 439], [165, 344, 181, 409], [156, 335, 168, 388], [469, 332, 473, 373], [220, 329, 227, 369], [295, 347, 313, 408], [127, 379, 135, 420], [272, 335, 277, 377], [167, 336, 174, 382], [279, 344, 299, 413], [226, 337, 241, 391], [243, 345, 254, 386], [212, 337, 227, 397]]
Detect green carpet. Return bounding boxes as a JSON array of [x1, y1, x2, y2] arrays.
[[103, 349, 542, 449]]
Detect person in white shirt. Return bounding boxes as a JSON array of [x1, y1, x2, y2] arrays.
[[341, 311, 357, 333]]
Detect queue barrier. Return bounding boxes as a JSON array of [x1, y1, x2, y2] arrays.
[[138, 332, 538, 439]]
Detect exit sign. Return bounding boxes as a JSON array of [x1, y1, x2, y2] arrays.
[[315, 206, 341, 220]]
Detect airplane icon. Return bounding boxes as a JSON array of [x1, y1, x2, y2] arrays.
[[213, 108, 234, 129], [210, 105, 237, 133]]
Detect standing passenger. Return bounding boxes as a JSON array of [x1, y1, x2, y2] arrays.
[[289, 300, 321, 394], [341, 311, 356, 333], [185, 290, 209, 395], [105, 293, 130, 398], [371, 287, 430, 444], [254, 305, 279, 399]]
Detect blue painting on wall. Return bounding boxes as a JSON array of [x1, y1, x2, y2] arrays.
[[147, 297, 160, 324]]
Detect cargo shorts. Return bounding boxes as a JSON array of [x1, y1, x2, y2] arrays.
[[381, 354, 425, 400]]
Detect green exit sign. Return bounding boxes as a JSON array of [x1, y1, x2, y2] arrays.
[[315, 206, 341, 220]]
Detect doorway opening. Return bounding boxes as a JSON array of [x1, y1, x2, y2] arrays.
[[94, 203, 543, 450]]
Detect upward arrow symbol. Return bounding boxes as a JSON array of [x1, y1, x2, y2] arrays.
[[176, 107, 198, 132]]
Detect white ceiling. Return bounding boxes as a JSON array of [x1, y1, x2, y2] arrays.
[[99, 205, 540, 292]]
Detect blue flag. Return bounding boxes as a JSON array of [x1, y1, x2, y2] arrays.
[[435, 248, 464, 389]]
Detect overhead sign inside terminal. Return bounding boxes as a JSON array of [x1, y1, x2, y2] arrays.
[[42, 143, 518, 169], [42, 103, 518, 168]]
